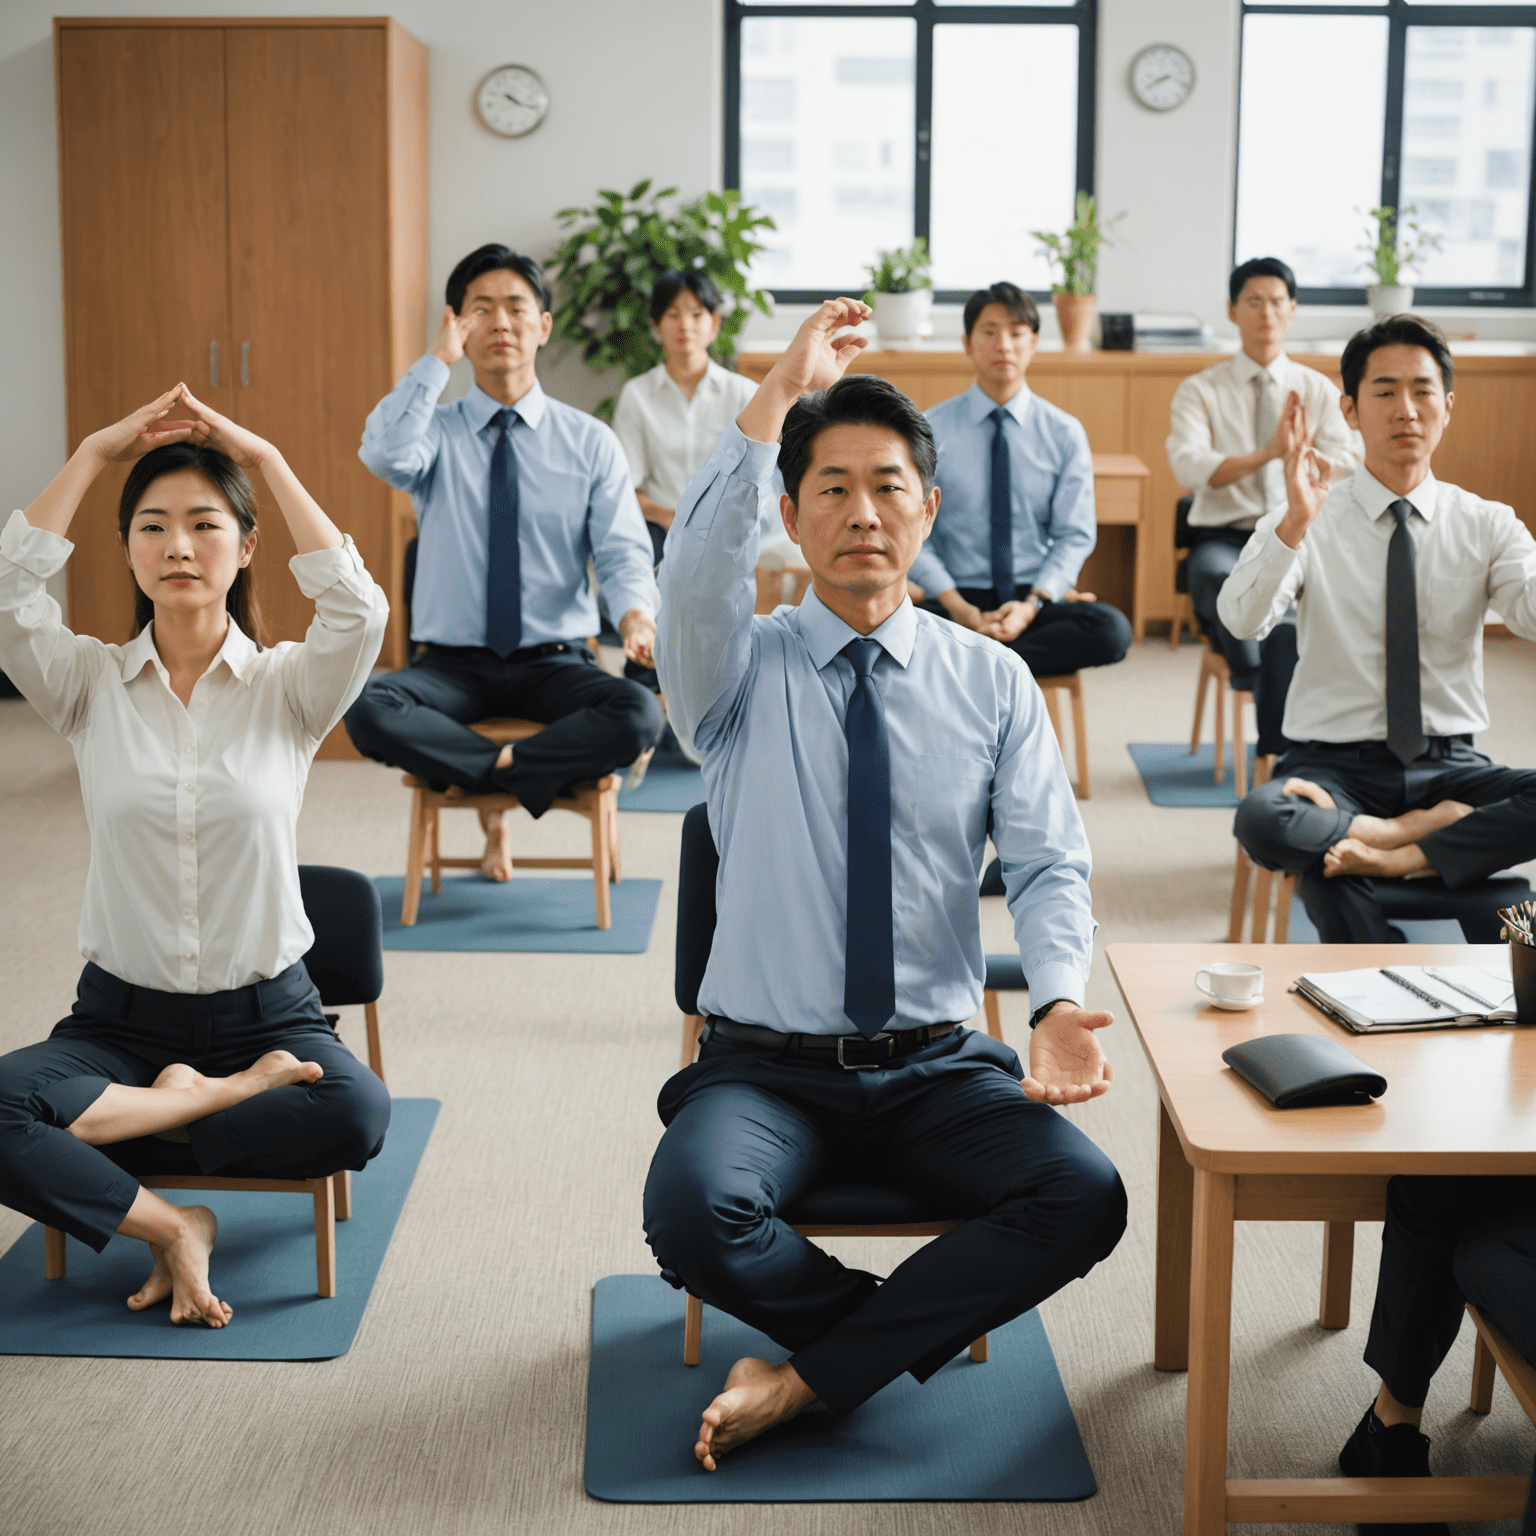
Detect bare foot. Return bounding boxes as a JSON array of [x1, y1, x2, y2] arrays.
[[128, 1207, 232, 1327], [479, 808, 513, 882], [233, 1049, 324, 1096], [695, 1357, 821, 1471], [1323, 838, 1434, 879], [1346, 800, 1473, 850], [1282, 777, 1337, 809]]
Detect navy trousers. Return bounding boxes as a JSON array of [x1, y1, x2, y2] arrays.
[[1233, 737, 1536, 941], [922, 590, 1133, 676], [0, 963, 391, 1252], [642, 1027, 1127, 1417], [1364, 1175, 1536, 1409], [344, 644, 662, 818]]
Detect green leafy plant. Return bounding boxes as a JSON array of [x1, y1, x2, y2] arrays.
[[1030, 192, 1118, 297], [1361, 205, 1441, 286], [862, 237, 932, 298], [548, 179, 775, 419]]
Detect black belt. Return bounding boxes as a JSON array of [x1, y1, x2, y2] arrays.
[[706, 1016, 957, 1070], [423, 641, 581, 662]]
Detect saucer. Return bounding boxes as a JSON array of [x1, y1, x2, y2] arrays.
[[1206, 993, 1264, 1011]]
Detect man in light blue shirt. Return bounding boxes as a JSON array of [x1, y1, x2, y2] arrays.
[[344, 246, 662, 871], [644, 299, 1125, 1470], [910, 282, 1132, 676]]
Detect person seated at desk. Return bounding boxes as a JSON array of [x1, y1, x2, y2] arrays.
[[1167, 256, 1356, 754], [909, 282, 1132, 676], [1338, 1176, 1536, 1536], [0, 386, 390, 1327], [344, 245, 663, 879], [1222, 314, 1536, 943], [646, 298, 1126, 1469]]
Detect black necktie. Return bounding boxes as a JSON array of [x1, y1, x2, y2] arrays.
[[989, 407, 1016, 603], [486, 408, 522, 658], [1385, 498, 1426, 765], [842, 639, 895, 1038]]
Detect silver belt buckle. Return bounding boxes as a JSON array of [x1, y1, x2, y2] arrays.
[[836, 1035, 893, 1071]]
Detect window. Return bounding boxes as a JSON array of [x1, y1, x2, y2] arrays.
[[1235, 1, 1536, 306], [724, 0, 1097, 301]]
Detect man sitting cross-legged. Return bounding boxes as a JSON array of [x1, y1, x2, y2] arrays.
[[646, 298, 1126, 1469], [1221, 314, 1536, 942]]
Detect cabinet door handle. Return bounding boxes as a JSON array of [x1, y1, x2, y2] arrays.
[[209, 341, 220, 389], [240, 342, 250, 388]]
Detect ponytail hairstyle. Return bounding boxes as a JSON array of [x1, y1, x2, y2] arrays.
[[118, 443, 264, 646]]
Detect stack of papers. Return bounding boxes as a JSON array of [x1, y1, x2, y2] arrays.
[[1133, 312, 1213, 349], [1295, 962, 1517, 1033]]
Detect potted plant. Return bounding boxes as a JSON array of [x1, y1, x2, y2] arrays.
[[1031, 192, 1117, 351], [863, 238, 932, 344], [548, 180, 776, 419], [1362, 205, 1441, 317]]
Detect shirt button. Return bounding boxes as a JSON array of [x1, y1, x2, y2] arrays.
[[185, 833, 194, 843], [184, 782, 194, 792]]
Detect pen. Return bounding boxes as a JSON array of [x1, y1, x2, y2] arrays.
[[1423, 967, 1502, 1011], [1379, 968, 1448, 1009]]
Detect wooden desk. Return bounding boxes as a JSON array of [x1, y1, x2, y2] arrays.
[[1089, 453, 1150, 638], [1108, 941, 1536, 1534]]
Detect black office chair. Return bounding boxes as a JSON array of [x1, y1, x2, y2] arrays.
[[1170, 494, 1198, 648], [672, 802, 992, 1367], [42, 864, 388, 1298]]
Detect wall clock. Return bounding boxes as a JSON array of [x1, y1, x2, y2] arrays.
[[1130, 44, 1195, 113], [476, 65, 550, 138]]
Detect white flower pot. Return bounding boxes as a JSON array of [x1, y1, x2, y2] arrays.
[[1368, 284, 1413, 318], [873, 290, 930, 344]]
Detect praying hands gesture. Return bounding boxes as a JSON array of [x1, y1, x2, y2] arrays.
[[1022, 1001, 1114, 1104], [1276, 395, 1332, 550]]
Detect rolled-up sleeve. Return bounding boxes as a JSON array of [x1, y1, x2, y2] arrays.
[[1167, 375, 1224, 493], [280, 536, 390, 740], [1217, 516, 1303, 641], [586, 428, 658, 627], [359, 354, 448, 494]]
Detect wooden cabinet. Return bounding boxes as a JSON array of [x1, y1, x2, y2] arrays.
[[54, 17, 427, 673]]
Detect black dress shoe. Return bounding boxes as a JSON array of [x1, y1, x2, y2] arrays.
[[979, 856, 1004, 897], [1337, 1404, 1449, 1536]]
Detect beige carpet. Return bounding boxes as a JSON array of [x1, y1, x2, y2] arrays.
[[1, 636, 1532, 1536]]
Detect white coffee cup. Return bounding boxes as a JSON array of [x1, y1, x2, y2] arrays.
[[1195, 961, 1264, 1009]]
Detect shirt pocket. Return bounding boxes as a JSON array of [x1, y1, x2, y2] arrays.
[[916, 752, 995, 846], [1423, 574, 1487, 640]]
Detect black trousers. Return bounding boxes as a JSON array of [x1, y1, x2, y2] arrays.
[[924, 589, 1133, 675], [1185, 528, 1297, 757], [1232, 737, 1536, 941], [343, 644, 663, 818], [1364, 1175, 1536, 1409], [0, 962, 391, 1252], [641, 1027, 1127, 1417]]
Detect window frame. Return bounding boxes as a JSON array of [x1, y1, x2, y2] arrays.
[[1236, 0, 1536, 307], [722, 0, 1098, 303]]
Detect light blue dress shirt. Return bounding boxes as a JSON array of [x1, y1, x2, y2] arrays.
[[359, 354, 656, 648], [909, 381, 1097, 602], [657, 422, 1095, 1036]]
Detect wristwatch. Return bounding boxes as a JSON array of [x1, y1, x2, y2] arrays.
[[1028, 586, 1054, 607], [1029, 998, 1072, 1029]]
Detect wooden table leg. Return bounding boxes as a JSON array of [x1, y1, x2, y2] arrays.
[[1319, 1221, 1354, 1330], [1186, 1168, 1236, 1536], [1156, 1100, 1194, 1371]]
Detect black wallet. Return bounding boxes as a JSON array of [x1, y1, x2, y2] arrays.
[[1221, 1033, 1387, 1109]]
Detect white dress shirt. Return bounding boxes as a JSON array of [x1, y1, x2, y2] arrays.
[[0, 510, 388, 993], [656, 424, 1094, 1035], [1167, 351, 1357, 528], [1216, 469, 1536, 743]]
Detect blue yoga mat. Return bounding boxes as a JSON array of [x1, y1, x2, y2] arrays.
[[618, 753, 704, 814], [584, 1274, 1096, 1503], [375, 874, 660, 953], [0, 1098, 438, 1361], [1128, 742, 1258, 807]]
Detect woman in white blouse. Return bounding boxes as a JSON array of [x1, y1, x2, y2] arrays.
[[0, 383, 389, 1328]]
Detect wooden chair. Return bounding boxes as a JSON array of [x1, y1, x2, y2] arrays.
[[400, 717, 621, 931], [1035, 673, 1090, 799], [755, 564, 813, 615], [43, 865, 386, 1301], [1192, 640, 1254, 799], [672, 803, 993, 1368], [1469, 1304, 1536, 1424]]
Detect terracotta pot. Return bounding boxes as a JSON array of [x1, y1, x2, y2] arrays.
[[1053, 291, 1097, 352]]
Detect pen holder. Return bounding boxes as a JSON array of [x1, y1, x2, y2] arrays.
[[1511, 938, 1536, 1025]]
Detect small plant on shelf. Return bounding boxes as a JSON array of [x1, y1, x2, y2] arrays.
[[862, 237, 932, 299], [1031, 191, 1114, 297], [1361, 204, 1440, 287]]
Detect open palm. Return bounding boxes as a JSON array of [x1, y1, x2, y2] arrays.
[[1023, 1007, 1114, 1104]]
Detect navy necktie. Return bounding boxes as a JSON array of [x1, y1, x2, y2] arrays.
[[842, 638, 895, 1038], [989, 406, 1016, 603], [1385, 498, 1426, 765], [485, 408, 522, 658]]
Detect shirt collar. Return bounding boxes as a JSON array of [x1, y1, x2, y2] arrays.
[[118, 618, 259, 686], [464, 376, 548, 434], [966, 379, 1031, 427], [1352, 465, 1439, 523], [1232, 349, 1290, 389], [796, 584, 917, 672]]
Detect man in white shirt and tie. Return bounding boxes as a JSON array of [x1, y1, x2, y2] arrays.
[[1221, 314, 1536, 943], [1167, 258, 1356, 752]]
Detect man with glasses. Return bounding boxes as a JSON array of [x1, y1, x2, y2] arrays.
[[1167, 257, 1356, 753]]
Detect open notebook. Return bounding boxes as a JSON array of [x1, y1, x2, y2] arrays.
[[1295, 961, 1518, 1034]]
